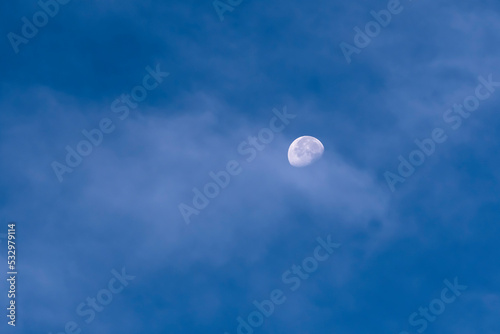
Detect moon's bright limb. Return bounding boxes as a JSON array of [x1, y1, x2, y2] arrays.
[[288, 136, 324, 167]]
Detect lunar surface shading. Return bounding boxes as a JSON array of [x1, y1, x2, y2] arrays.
[[288, 136, 324, 167]]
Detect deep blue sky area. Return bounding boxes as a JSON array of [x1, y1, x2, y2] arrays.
[[1, 0, 500, 333]]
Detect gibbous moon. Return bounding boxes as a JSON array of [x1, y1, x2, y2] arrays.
[[288, 136, 324, 167]]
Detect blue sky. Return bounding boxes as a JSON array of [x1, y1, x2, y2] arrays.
[[1, 0, 500, 333]]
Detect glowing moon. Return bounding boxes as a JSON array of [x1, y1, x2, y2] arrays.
[[288, 136, 324, 167]]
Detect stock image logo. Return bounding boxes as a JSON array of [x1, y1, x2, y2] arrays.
[[48, 268, 135, 334], [340, 0, 406, 64], [224, 235, 341, 334], [399, 278, 467, 334], [178, 106, 296, 225], [7, 0, 73, 54], [384, 74, 500, 192]]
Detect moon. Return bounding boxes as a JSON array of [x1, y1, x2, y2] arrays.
[[288, 136, 324, 167]]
